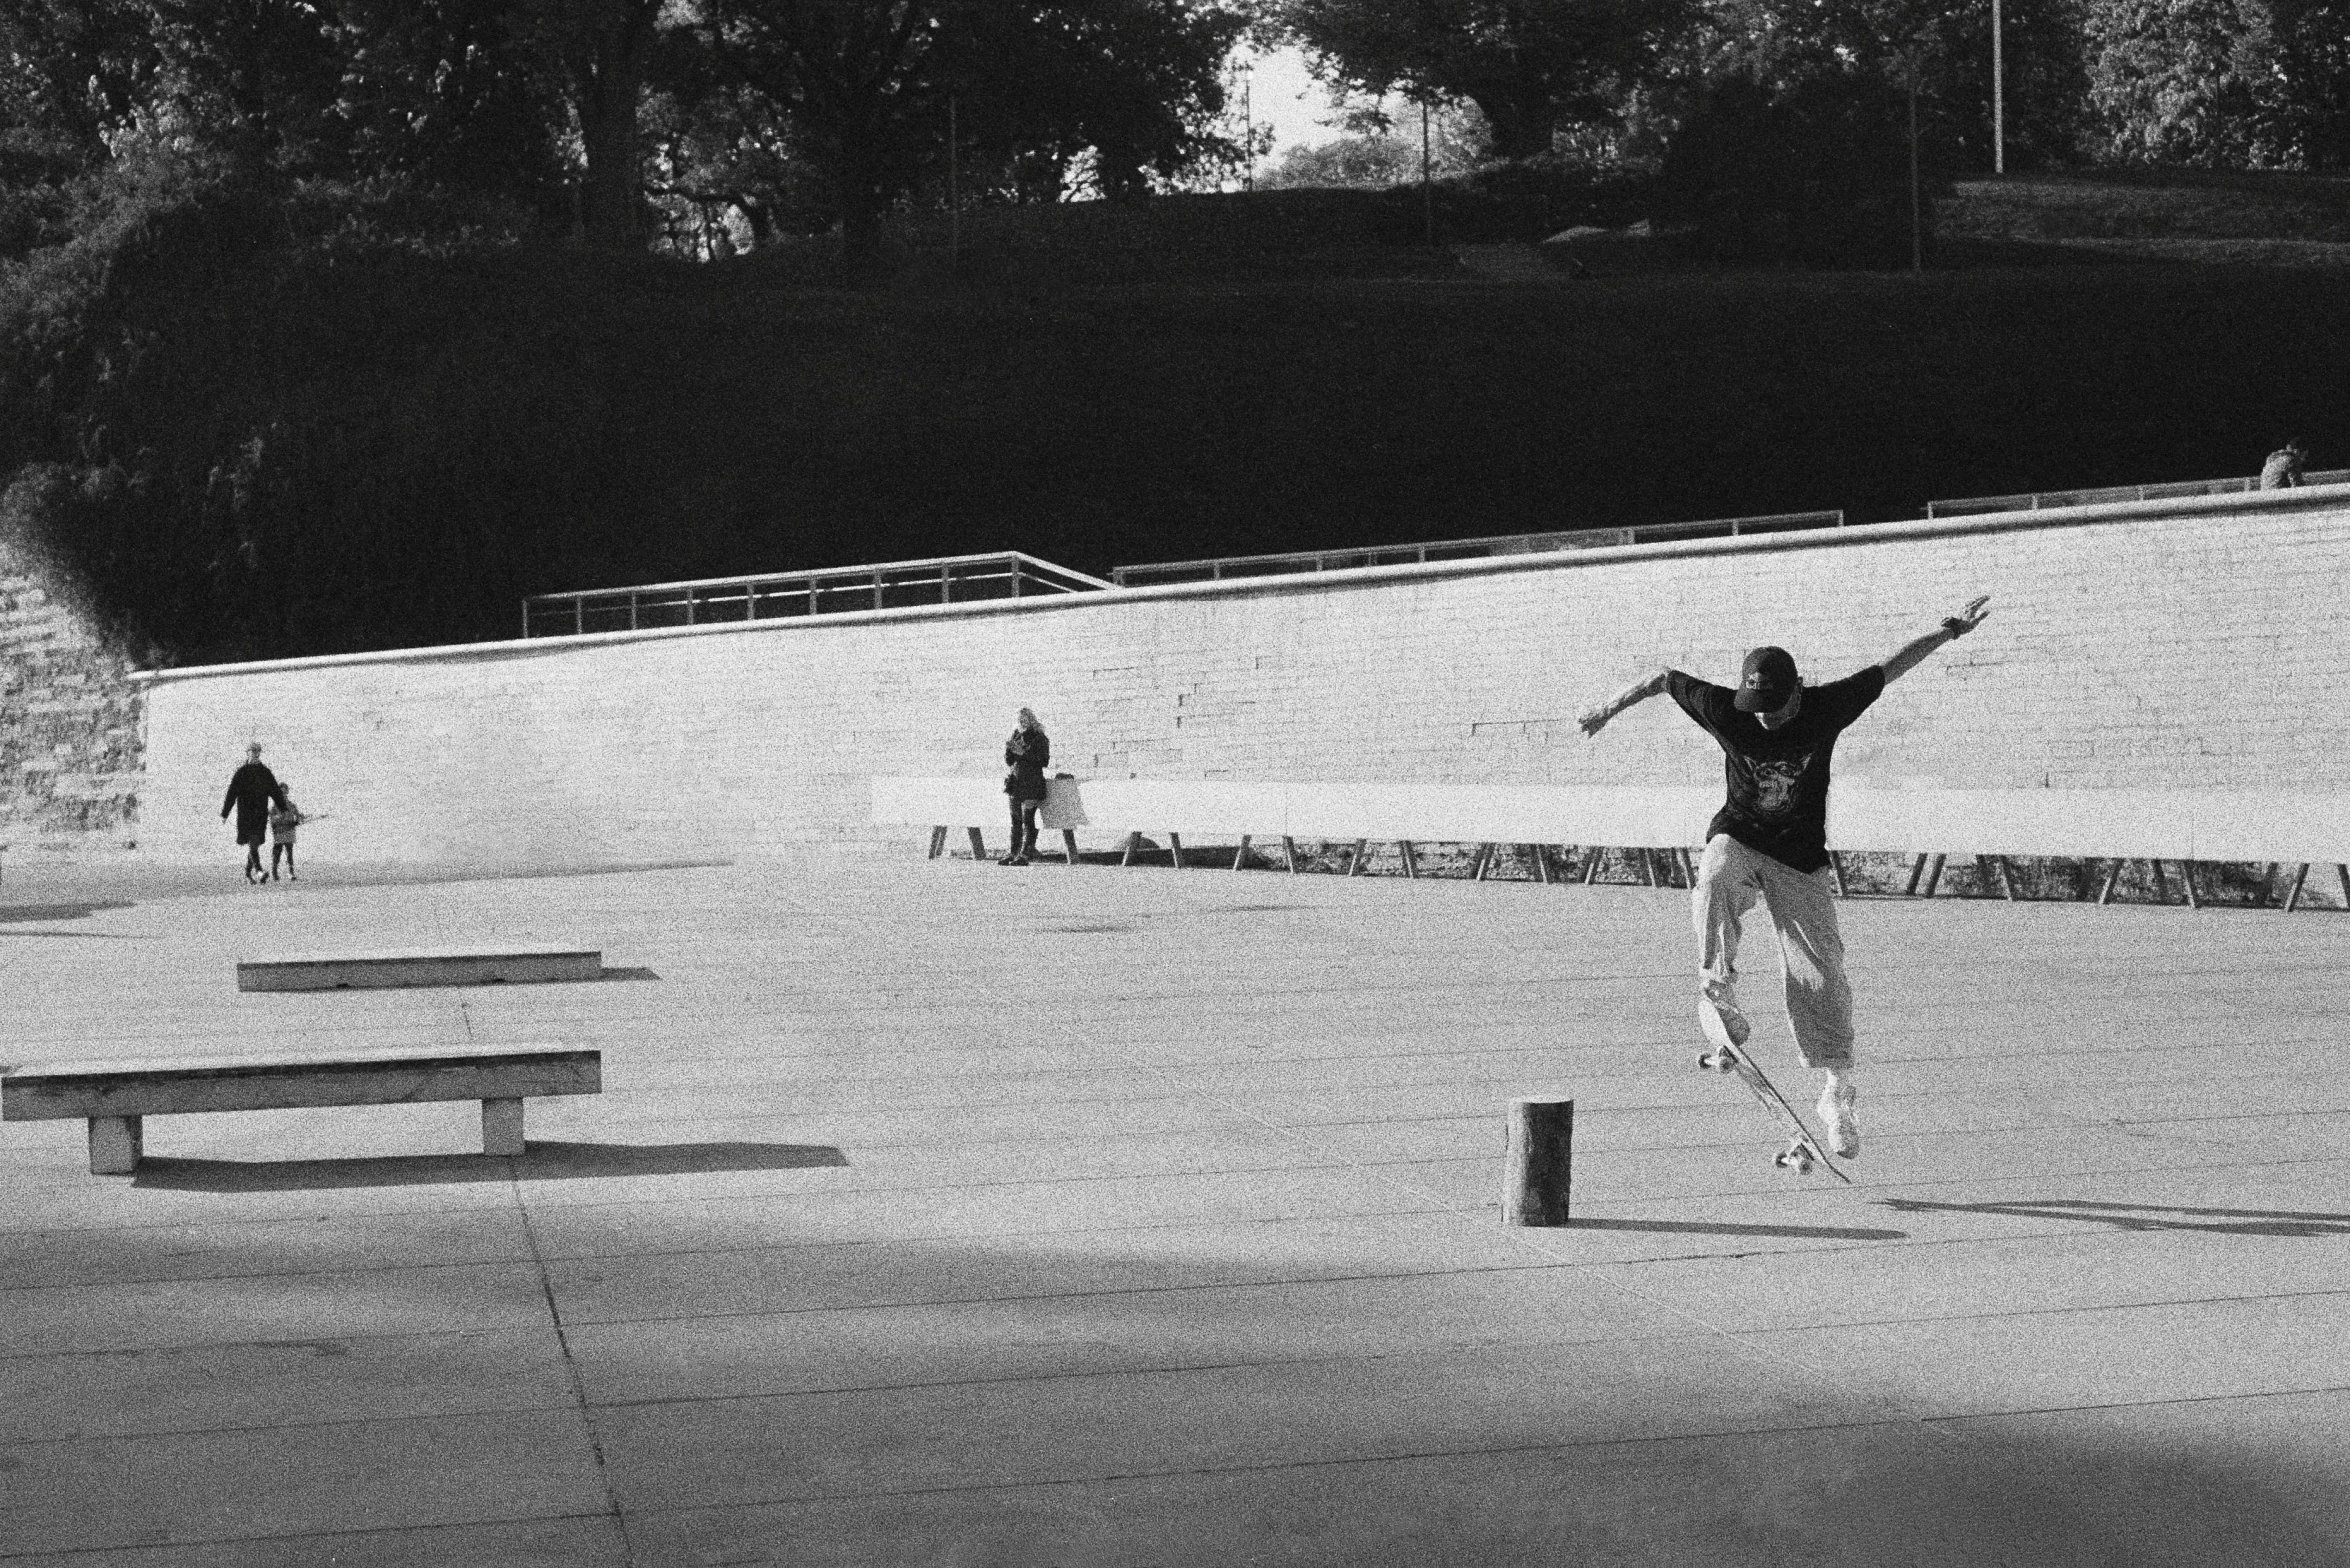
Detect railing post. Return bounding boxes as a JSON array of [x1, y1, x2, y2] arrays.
[[575, 599, 584, 636], [873, 572, 883, 610], [941, 564, 952, 604], [684, 587, 696, 626]]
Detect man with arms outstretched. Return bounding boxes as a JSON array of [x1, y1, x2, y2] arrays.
[[1577, 597, 1991, 1158]]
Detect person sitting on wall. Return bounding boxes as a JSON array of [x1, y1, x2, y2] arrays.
[[1575, 596, 1992, 1162], [221, 742, 290, 884], [1001, 708, 1050, 866], [2260, 439, 2308, 490]]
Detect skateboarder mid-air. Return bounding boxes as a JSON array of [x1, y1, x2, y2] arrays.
[[1577, 597, 1992, 1159]]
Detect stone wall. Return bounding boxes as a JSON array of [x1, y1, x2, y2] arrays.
[[0, 541, 143, 859], [125, 488, 2350, 865]]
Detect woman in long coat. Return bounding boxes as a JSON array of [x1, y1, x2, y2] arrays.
[[220, 743, 289, 884], [1001, 708, 1050, 865]]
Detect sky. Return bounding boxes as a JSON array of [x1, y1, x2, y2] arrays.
[[1235, 45, 1348, 163]]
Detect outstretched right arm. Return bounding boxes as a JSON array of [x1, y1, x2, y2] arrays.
[[1579, 670, 1672, 739]]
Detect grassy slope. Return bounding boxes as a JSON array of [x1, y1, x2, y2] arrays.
[[10, 174, 2350, 661]]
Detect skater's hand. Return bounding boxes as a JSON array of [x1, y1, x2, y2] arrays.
[[1577, 705, 1612, 739], [1944, 595, 1990, 638]]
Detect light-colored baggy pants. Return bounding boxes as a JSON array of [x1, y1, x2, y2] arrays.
[[1692, 833, 1855, 1070]]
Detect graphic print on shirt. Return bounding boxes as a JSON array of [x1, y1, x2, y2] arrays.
[[1747, 754, 1813, 818]]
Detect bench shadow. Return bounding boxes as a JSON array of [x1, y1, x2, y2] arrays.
[[0, 901, 135, 923], [597, 966, 660, 982], [130, 1139, 847, 1192], [1877, 1197, 2350, 1237], [1565, 1217, 1909, 1241]]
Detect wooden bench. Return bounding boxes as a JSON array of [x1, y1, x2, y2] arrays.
[[1, 1045, 601, 1174], [236, 944, 603, 992]]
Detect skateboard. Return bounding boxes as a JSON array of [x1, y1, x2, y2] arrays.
[[1697, 1019, 1851, 1183]]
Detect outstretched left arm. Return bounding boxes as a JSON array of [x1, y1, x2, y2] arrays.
[[1881, 596, 1991, 686]]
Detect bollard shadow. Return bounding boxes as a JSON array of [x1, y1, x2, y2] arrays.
[[1878, 1196, 2350, 1237], [1563, 1217, 1908, 1241], [130, 1139, 847, 1192]]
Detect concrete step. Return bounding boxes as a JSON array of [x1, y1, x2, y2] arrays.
[[235, 943, 603, 991]]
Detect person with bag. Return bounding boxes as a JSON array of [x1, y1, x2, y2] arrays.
[[1001, 708, 1050, 865]]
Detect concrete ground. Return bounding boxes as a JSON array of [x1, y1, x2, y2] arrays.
[[2, 846, 2345, 1567]]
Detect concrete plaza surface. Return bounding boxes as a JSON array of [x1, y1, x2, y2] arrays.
[[1, 848, 2345, 1566]]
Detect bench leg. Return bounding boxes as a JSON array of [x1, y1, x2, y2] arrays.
[[2286, 862, 2310, 912], [1530, 846, 1552, 886], [88, 1115, 143, 1176], [1346, 839, 1368, 876], [927, 826, 948, 859], [967, 827, 985, 862], [1122, 832, 1141, 867], [1281, 836, 1299, 874], [2097, 859, 2124, 905], [1061, 829, 1079, 865], [1233, 835, 1252, 872], [1168, 833, 1184, 870], [1921, 854, 1946, 898], [1399, 841, 1419, 879], [483, 1098, 526, 1157]]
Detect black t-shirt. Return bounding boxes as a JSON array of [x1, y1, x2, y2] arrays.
[[1666, 666, 1886, 873]]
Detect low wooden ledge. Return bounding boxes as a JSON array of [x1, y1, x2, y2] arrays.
[[2, 1044, 601, 1174], [236, 944, 603, 992]]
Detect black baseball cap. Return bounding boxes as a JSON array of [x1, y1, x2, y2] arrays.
[[1733, 646, 1800, 712]]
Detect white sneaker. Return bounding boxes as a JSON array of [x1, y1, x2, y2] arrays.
[[1816, 1083, 1859, 1159], [1698, 981, 1750, 1052]]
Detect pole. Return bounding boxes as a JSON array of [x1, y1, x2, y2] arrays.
[[947, 95, 959, 272], [1242, 65, 1254, 192], [1992, 0, 2005, 175], [1421, 97, 1434, 247], [1898, 82, 1917, 271]]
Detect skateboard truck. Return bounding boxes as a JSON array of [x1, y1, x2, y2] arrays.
[[1697, 1042, 1852, 1185]]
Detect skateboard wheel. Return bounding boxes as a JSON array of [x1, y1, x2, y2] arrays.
[[1697, 1052, 1714, 1069]]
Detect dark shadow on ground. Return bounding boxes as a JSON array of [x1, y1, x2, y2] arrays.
[[597, 966, 661, 982], [1567, 1217, 1908, 1241], [1878, 1197, 2350, 1237], [0, 902, 135, 922], [130, 1139, 847, 1191]]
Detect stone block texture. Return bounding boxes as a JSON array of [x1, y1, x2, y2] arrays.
[[0, 542, 142, 856], [109, 490, 2350, 865]]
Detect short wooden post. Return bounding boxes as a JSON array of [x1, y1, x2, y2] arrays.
[[1502, 1098, 1572, 1226], [1398, 841, 1420, 879], [1168, 833, 1185, 870], [966, 828, 985, 861], [88, 1114, 142, 1176], [1061, 829, 1079, 864], [2097, 859, 2124, 905], [482, 1098, 525, 1157], [2286, 862, 2311, 911], [1281, 836, 1299, 873], [927, 826, 948, 859]]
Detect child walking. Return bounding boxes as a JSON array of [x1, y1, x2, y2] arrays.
[[268, 786, 308, 881]]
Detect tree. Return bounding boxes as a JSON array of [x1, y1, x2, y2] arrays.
[[2081, 0, 2350, 168], [694, 1, 1245, 269], [1269, 0, 1690, 161]]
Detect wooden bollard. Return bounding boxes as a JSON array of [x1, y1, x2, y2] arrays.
[[1503, 1097, 1573, 1226]]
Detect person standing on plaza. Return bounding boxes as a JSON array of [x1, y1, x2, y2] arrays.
[[1576, 596, 1992, 1158], [2260, 440, 2308, 490], [1001, 708, 1050, 865], [220, 742, 289, 884]]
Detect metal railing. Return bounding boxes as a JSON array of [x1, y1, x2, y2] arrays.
[[521, 552, 1112, 638], [1927, 471, 2350, 518], [1109, 511, 1845, 587]]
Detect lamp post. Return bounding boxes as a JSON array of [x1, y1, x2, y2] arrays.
[[1992, 0, 2005, 174]]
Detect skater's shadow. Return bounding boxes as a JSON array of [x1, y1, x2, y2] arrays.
[[1567, 1217, 1908, 1241], [1877, 1197, 2350, 1237]]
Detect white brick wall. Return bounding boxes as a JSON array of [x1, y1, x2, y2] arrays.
[[121, 489, 2350, 864]]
